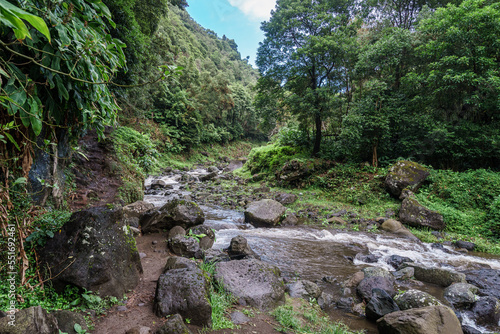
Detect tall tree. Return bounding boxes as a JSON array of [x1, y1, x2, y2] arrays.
[[256, 0, 357, 155]]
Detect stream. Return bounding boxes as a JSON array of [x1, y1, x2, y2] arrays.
[[144, 169, 500, 334]]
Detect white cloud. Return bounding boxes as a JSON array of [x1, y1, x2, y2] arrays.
[[228, 0, 276, 21]]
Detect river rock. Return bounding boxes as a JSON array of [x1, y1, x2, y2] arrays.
[[140, 199, 205, 233], [318, 292, 336, 309], [39, 207, 142, 297], [225, 159, 245, 172], [463, 269, 500, 299], [154, 314, 193, 334], [230, 311, 251, 325], [444, 283, 479, 308], [154, 267, 211, 327], [168, 226, 186, 239], [287, 280, 321, 300], [395, 289, 443, 310], [51, 310, 88, 334], [189, 225, 215, 250], [461, 325, 482, 334], [355, 253, 380, 263], [377, 305, 463, 334], [363, 267, 394, 281], [168, 235, 203, 259], [203, 249, 230, 263], [200, 171, 218, 181], [214, 259, 285, 310], [366, 288, 400, 321], [357, 276, 396, 301], [386, 255, 414, 269], [472, 296, 500, 326], [380, 219, 420, 241], [163, 256, 198, 273], [274, 193, 298, 205], [123, 200, 155, 219], [344, 271, 365, 288], [281, 213, 299, 226], [454, 240, 475, 251], [399, 197, 445, 230], [401, 263, 466, 287], [0, 306, 58, 334], [385, 160, 430, 197], [126, 326, 152, 334], [327, 217, 347, 225], [393, 267, 414, 280], [226, 235, 260, 260], [244, 199, 286, 227]]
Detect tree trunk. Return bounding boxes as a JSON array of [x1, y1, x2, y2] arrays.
[[372, 139, 378, 168], [313, 113, 322, 156]]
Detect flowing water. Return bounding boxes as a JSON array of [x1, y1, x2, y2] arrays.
[[144, 172, 500, 334]]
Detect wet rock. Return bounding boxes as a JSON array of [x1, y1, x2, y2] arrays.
[[393, 267, 414, 280], [189, 225, 215, 250], [230, 311, 250, 325], [363, 267, 394, 281], [0, 306, 58, 334], [355, 253, 380, 263], [214, 259, 285, 310], [203, 249, 230, 263], [39, 207, 142, 297], [385, 160, 430, 197], [472, 296, 500, 326], [344, 271, 365, 288], [352, 302, 366, 316], [168, 235, 203, 259], [430, 242, 452, 253], [357, 276, 396, 301], [126, 326, 152, 334], [244, 199, 286, 227], [287, 280, 321, 300], [377, 305, 462, 334], [52, 310, 88, 334], [386, 255, 414, 269], [454, 240, 475, 251], [399, 197, 445, 231], [226, 235, 260, 260], [401, 263, 466, 287], [336, 297, 354, 311], [318, 292, 335, 309], [281, 213, 299, 226], [207, 166, 219, 173], [141, 199, 205, 233], [380, 219, 420, 241], [395, 289, 443, 310], [463, 269, 500, 299], [163, 256, 198, 273], [154, 314, 193, 334], [154, 268, 211, 327], [168, 226, 186, 239], [461, 325, 481, 334], [200, 171, 218, 181], [444, 283, 479, 308], [274, 193, 298, 205], [366, 288, 400, 321]]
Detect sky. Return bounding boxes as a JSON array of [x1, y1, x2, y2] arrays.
[[186, 0, 277, 67]]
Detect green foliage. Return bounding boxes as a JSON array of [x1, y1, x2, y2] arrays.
[[112, 127, 159, 174], [246, 144, 304, 175], [25, 210, 72, 247]]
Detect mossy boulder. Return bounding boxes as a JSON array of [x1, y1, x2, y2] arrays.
[[395, 289, 443, 310], [39, 207, 143, 298], [385, 161, 430, 197], [275, 159, 314, 186], [140, 199, 205, 233], [399, 197, 445, 230]]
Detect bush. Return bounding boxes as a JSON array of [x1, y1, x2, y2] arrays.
[[245, 144, 304, 175]]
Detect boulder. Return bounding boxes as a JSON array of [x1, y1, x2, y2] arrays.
[[39, 207, 142, 297], [355, 253, 380, 263], [366, 288, 400, 321], [244, 199, 286, 227], [393, 267, 414, 280], [444, 283, 479, 308], [224, 159, 245, 172], [357, 276, 396, 301], [230, 311, 251, 325], [380, 219, 420, 241], [454, 240, 475, 251], [168, 226, 186, 239], [274, 193, 298, 205], [363, 267, 394, 281], [154, 268, 212, 327], [385, 160, 430, 197], [123, 200, 155, 219], [141, 199, 205, 233], [126, 326, 152, 334], [287, 280, 321, 300], [226, 235, 260, 260], [401, 263, 466, 287], [281, 214, 299, 226], [162, 256, 198, 274], [0, 306, 58, 334], [154, 314, 193, 334], [344, 271, 365, 289], [386, 255, 414, 269], [214, 259, 285, 310], [377, 305, 463, 334], [168, 236, 203, 259], [51, 310, 88, 334], [394, 289, 443, 310], [399, 197, 445, 231], [472, 296, 500, 326], [318, 292, 335, 310], [203, 249, 230, 264], [275, 159, 314, 185], [463, 269, 500, 299], [189, 225, 215, 250]]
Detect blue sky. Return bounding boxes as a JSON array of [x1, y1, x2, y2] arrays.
[[186, 0, 277, 67]]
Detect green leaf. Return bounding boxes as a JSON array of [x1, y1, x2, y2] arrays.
[[0, 0, 50, 41], [13, 177, 27, 186], [4, 132, 20, 150], [29, 100, 42, 136]]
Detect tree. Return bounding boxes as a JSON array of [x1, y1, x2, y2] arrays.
[[256, 0, 357, 155]]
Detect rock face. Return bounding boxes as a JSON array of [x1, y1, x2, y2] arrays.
[[377, 305, 463, 334], [0, 306, 58, 334], [227, 235, 260, 260], [385, 160, 430, 197], [39, 207, 142, 297], [154, 268, 212, 327], [244, 199, 286, 227], [395, 289, 443, 310], [380, 219, 420, 241], [214, 259, 285, 310], [401, 263, 466, 287], [287, 280, 321, 300], [140, 199, 205, 233], [366, 288, 400, 321], [444, 283, 478, 308], [399, 197, 445, 230]]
